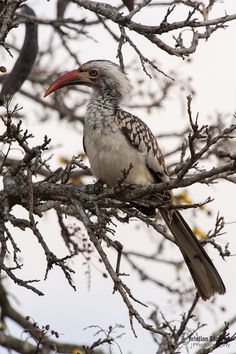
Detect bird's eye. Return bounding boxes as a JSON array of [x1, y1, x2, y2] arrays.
[[89, 69, 98, 77]]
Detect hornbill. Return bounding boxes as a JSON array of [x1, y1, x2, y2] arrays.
[[44, 60, 226, 300]]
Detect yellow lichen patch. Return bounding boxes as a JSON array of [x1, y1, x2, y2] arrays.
[[0, 321, 6, 330], [175, 262, 184, 271], [59, 153, 86, 166], [175, 190, 193, 205], [58, 155, 85, 185], [69, 176, 83, 185], [175, 190, 209, 212], [59, 155, 70, 165], [72, 348, 84, 354], [193, 226, 207, 240], [78, 153, 86, 160]]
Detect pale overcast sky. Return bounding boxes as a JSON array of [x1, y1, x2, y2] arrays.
[[1, 1, 236, 353]]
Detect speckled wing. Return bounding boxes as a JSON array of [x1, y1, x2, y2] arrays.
[[116, 110, 226, 300], [115, 109, 170, 185]]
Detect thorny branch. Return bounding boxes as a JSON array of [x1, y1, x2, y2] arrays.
[[71, 0, 236, 58], [0, 96, 235, 352], [0, 282, 104, 354], [0, 0, 24, 55]]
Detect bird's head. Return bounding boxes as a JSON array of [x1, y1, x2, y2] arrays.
[[44, 60, 130, 101]]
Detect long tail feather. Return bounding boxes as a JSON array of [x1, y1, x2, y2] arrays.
[[160, 209, 226, 300]]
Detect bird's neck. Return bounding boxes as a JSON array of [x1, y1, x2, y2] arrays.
[[91, 87, 121, 110], [85, 88, 121, 130]]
